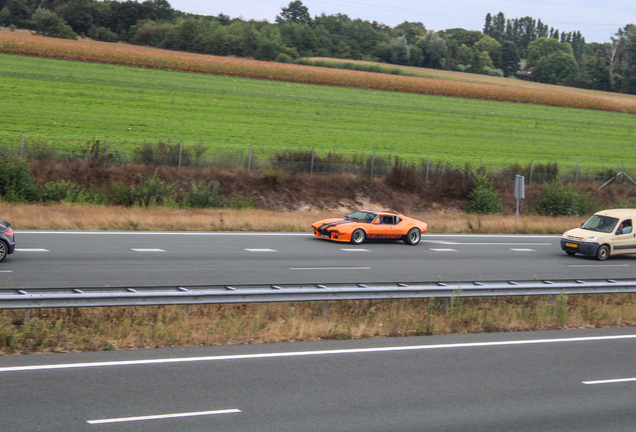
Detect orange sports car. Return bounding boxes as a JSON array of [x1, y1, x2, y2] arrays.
[[312, 210, 427, 245]]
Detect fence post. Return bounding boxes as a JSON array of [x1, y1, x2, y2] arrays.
[[103, 136, 108, 169], [529, 160, 534, 186], [480, 157, 483, 168], [370, 151, 375, 180], [247, 144, 253, 173], [575, 162, 580, 185], [178, 140, 183, 171], [310, 148, 315, 175], [425, 154, 431, 182], [19, 132, 24, 162]]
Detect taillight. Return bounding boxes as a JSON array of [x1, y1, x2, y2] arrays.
[[5, 228, 13, 236]]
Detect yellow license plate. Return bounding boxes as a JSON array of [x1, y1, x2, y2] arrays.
[[566, 243, 578, 248]]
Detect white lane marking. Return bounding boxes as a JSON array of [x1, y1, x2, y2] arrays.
[[131, 249, 166, 252], [15, 248, 49, 252], [0, 270, 12, 273], [568, 264, 630, 267], [340, 248, 370, 252], [245, 249, 277, 252], [5, 334, 634, 373], [437, 243, 551, 246], [87, 409, 241, 424], [290, 267, 371, 270], [421, 240, 460, 245], [17, 231, 311, 236], [583, 377, 636, 385], [510, 248, 536, 252], [15, 232, 559, 238], [430, 248, 457, 252]]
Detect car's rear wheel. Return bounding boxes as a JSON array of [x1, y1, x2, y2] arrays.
[[0, 241, 7, 263], [350, 229, 366, 245], [596, 245, 610, 261], [565, 251, 576, 256], [404, 228, 421, 245]]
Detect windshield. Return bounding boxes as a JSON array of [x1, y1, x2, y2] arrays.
[[343, 211, 376, 223], [581, 215, 619, 233]]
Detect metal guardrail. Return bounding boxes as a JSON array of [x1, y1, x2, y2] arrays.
[[2, 278, 636, 310]]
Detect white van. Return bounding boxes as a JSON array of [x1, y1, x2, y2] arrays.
[[561, 209, 636, 260]]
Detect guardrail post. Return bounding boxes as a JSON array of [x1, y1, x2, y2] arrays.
[[19, 132, 24, 162], [103, 136, 109, 169], [575, 162, 580, 185], [24, 309, 29, 326], [247, 144, 253, 173], [178, 140, 183, 170], [310, 148, 315, 175], [370, 151, 375, 180], [323, 301, 328, 318], [551, 294, 556, 307], [185, 304, 190, 320], [444, 298, 449, 315]]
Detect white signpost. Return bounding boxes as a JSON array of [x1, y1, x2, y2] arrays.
[[514, 174, 525, 223]]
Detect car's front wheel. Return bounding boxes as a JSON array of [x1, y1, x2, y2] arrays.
[[596, 245, 610, 261], [0, 241, 7, 263], [350, 229, 366, 245], [404, 228, 421, 245]]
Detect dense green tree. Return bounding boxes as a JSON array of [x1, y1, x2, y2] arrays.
[[61, 0, 94, 34], [473, 35, 502, 69], [417, 31, 447, 68], [580, 51, 611, 91], [501, 40, 520, 76], [534, 50, 579, 85], [617, 24, 636, 94], [32, 6, 77, 38], [2, 0, 30, 26], [526, 37, 572, 67], [276, 0, 311, 25]]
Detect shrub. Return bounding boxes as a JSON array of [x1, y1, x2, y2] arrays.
[[537, 181, 587, 216], [229, 194, 255, 209], [0, 159, 36, 202], [468, 175, 503, 214], [37, 180, 106, 204], [385, 157, 422, 191], [185, 181, 224, 208], [109, 171, 175, 207]]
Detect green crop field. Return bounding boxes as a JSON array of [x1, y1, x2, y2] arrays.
[[2, 53, 636, 172]]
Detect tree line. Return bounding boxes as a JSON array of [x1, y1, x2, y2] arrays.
[[1, 0, 635, 94]]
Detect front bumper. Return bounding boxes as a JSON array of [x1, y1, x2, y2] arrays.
[[560, 238, 600, 256]]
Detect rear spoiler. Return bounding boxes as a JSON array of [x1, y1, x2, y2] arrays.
[[0, 220, 11, 228]]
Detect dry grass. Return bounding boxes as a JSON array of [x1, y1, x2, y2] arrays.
[[3, 294, 636, 355], [3, 202, 582, 234], [2, 31, 635, 113]]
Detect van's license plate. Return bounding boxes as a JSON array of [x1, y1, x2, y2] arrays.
[[566, 243, 578, 248]]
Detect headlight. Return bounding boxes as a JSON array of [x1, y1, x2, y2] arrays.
[[562, 233, 568, 239], [584, 236, 597, 243]]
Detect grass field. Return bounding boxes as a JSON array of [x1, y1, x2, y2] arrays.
[[2, 33, 636, 172]]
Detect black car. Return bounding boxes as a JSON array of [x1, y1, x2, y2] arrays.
[[0, 220, 15, 262]]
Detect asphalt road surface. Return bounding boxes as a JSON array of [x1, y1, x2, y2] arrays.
[[2, 327, 636, 432], [2, 231, 635, 288]]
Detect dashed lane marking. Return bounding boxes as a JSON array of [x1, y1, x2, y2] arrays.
[[510, 248, 536, 252], [15, 248, 49, 252], [290, 267, 371, 270], [340, 249, 370, 252], [245, 249, 277, 252], [131, 249, 166, 252], [429, 248, 457, 252], [87, 409, 241, 424]]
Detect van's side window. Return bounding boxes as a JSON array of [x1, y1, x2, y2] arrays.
[[617, 219, 633, 235]]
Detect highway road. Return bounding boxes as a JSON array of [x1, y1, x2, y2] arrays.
[[2, 231, 635, 288], [2, 327, 636, 431]]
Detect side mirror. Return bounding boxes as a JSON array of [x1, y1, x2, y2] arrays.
[[373, 219, 381, 225], [581, 223, 584, 228]]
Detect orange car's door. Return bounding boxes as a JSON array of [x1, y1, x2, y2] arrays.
[[367, 215, 403, 240]]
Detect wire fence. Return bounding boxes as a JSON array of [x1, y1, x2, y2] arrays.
[[1, 132, 634, 185]]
